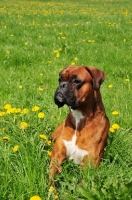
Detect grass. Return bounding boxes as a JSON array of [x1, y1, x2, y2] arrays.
[[0, 0, 132, 199]]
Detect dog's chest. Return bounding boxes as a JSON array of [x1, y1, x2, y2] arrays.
[[63, 110, 89, 164]]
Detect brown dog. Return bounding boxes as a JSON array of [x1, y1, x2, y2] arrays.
[[50, 66, 110, 178]]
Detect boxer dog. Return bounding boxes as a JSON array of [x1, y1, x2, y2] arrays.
[[50, 66, 110, 178]]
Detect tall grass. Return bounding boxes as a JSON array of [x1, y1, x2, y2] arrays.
[[0, 0, 132, 199]]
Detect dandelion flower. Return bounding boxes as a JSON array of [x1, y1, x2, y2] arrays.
[[56, 53, 60, 58], [38, 112, 45, 118], [74, 57, 79, 61], [13, 145, 19, 152], [109, 127, 115, 133], [3, 136, 10, 141], [32, 106, 40, 112], [19, 122, 28, 129], [54, 195, 59, 199], [6, 50, 10, 54], [71, 62, 75, 66], [6, 108, 19, 114], [4, 104, 11, 109], [125, 78, 130, 82], [2, 127, 6, 132], [30, 196, 42, 200], [47, 151, 52, 157], [108, 84, 113, 88], [39, 134, 47, 140], [112, 123, 120, 130], [49, 186, 55, 192], [22, 108, 28, 114], [24, 42, 28, 46], [53, 50, 58, 53], [0, 112, 6, 117], [19, 85, 23, 89], [112, 111, 119, 115], [38, 87, 43, 91], [47, 140, 51, 146]]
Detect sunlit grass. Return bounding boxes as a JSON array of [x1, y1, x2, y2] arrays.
[[0, 0, 132, 199]]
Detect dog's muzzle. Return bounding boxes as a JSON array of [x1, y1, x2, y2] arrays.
[[54, 82, 79, 109]]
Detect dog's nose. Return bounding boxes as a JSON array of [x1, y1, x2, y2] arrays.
[[59, 82, 67, 89]]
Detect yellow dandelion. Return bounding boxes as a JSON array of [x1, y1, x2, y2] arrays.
[[30, 196, 42, 200], [38, 112, 45, 118], [74, 23, 78, 26], [108, 84, 113, 88], [38, 87, 43, 91], [32, 106, 40, 112], [6, 50, 10, 54], [109, 127, 115, 133], [19, 85, 23, 89], [0, 112, 6, 117], [40, 73, 43, 76], [125, 78, 130, 82], [22, 108, 28, 114], [47, 151, 52, 157], [7, 108, 18, 114], [2, 127, 6, 132], [112, 123, 120, 130], [61, 36, 66, 40], [88, 39, 95, 43], [112, 111, 119, 115], [39, 35, 42, 38], [54, 195, 59, 199], [47, 140, 52, 146], [15, 108, 21, 113], [10, 34, 14, 37], [39, 134, 47, 140], [71, 62, 75, 66], [56, 53, 60, 58], [4, 104, 11, 110], [49, 186, 55, 192], [19, 122, 28, 129], [13, 145, 19, 152], [53, 50, 58, 53], [3, 136, 10, 141], [24, 42, 28, 46], [123, 39, 126, 42], [74, 57, 79, 61]]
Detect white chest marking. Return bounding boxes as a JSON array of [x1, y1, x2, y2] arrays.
[[71, 109, 84, 129], [63, 109, 89, 164], [63, 134, 88, 164]]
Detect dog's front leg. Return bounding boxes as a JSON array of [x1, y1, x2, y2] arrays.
[[49, 139, 66, 179]]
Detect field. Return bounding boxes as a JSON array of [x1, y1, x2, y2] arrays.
[[0, 0, 132, 199]]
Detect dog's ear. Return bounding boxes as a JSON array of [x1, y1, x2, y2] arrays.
[[85, 66, 106, 91]]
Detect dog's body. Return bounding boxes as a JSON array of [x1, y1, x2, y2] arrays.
[[50, 66, 110, 177]]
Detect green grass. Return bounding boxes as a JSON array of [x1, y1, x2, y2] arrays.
[[0, 0, 132, 199]]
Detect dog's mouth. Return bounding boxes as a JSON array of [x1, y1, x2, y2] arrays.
[[54, 90, 79, 109], [54, 92, 65, 108]]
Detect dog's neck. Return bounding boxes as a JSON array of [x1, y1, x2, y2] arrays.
[[70, 109, 84, 130]]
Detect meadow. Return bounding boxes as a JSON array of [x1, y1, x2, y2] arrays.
[[0, 0, 132, 199]]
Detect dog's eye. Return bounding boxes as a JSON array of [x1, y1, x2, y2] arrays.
[[72, 79, 81, 86]]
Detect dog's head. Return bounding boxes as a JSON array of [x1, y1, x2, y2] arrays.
[[54, 66, 105, 109]]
